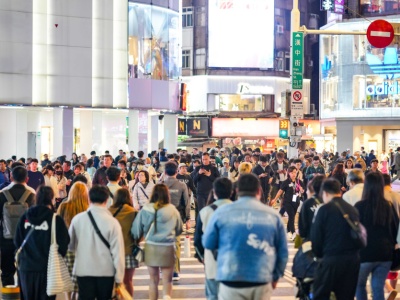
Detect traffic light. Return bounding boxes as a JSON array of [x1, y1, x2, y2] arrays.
[[279, 120, 289, 139]]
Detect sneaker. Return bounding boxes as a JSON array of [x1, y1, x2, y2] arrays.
[[291, 232, 297, 241], [173, 272, 180, 281], [287, 232, 292, 240], [387, 290, 398, 300]]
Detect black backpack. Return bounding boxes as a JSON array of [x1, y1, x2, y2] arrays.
[[2, 190, 31, 239]]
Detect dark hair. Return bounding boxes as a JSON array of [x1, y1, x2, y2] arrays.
[[332, 163, 345, 176], [308, 175, 325, 196], [73, 174, 88, 184], [12, 166, 28, 183], [294, 159, 302, 164], [36, 186, 54, 210], [286, 166, 298, 178], [104, 154, 113, 160], [111, 188, 133, 208], [118, 160, 127, 167], [237, 173, 260, 197], [106, 166, 121, 181], [0, 159, 6, 164], [89, 185, 110, 204], [74, 164, 83, 171], [31, 158, 39, 163], [63, 161, 71, 167], [213, 177, 233, 199], [383, 173, 391, 186], [202, 152, 210, 157], [165, 161, 178, 176], [259, 155, 267, 163], [193, 159, 201, 164], [137, 170, 150, 183], [361, 172, 390, 226], [321, 178, 341, 195], [370, 158, 378, 164], [19, 157, 26, 163], [90, 151, 96, 155], [276, 152, 284, 159], [86, 158, 94, 168], [312, 156, 320, 161], [137, 151, 144, 158]]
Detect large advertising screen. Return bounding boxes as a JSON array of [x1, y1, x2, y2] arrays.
[[208, 0, 275, 69]]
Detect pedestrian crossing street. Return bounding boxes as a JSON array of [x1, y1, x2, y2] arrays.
[[132, 236, 299, 300]]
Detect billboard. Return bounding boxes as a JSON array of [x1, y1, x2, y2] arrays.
[[208, 0, 275, 69]]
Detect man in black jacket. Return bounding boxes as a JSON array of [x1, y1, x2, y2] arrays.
[[252, 155, 274, 204], [311, 178, 362, 300], [192, 153, 220, 214], [0, 166, 35, 286]]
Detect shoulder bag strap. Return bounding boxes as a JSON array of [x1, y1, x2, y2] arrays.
[[139, 187, 149, 199], [333, 201, 357, 231], [209, 204, 218, 211], [2, 190, 14, 202], [51, 213, 56, 245], [113, 206, 123, 217], [88, 211, 110, 249], [15, 226, 36, 265]]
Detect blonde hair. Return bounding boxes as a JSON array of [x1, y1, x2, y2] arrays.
[[57, 182, 89, 228], [238, 162, 252, 175]]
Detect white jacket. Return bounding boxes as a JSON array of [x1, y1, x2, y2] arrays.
[[132, 181, 155, 210], [68, 205, 125, 283], [44, 175, 59, 198]]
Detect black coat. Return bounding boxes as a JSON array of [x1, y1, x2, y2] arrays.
[[14, 206, 69, 272]]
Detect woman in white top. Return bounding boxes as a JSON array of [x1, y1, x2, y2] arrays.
[[85, 158, 97, 180], [43, 164, 59, 199], [132, 170, 155, 210]]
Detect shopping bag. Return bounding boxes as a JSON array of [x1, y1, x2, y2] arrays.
[[184, 235, 191, 258]]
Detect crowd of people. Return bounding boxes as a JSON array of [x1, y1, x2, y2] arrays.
[[0, 145, 399, 299]]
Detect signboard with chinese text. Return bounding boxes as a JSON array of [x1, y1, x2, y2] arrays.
[[292, 32, 304, 90]]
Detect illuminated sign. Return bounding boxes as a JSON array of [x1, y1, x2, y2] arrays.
[[366, 82, 400, 95], [237, 83, 274, 94], [178, 119, 187, 135], [212, 118, 279, 137], [208, 0, 274, 69], [187, 118, 209, 137], [279, 120, 289, 130]]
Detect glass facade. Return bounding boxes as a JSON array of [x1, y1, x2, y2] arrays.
[[128, 3, 181, 81], [360, 0, 400, 15], [320, 17, 400, 119]]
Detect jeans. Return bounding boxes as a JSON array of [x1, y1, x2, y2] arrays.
[[205, 278, 219, 300], [356, 261, 392, 300]]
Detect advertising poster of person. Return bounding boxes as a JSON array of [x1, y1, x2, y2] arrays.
[[208, 0, 274, 69]]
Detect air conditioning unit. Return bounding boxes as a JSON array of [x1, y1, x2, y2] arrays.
[[276, 25, 284, 34]]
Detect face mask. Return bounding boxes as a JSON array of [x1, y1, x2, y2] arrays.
[[55, 171, 62, 175]]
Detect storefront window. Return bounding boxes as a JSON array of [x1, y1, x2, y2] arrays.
[[128, 3, 180, 80], [360, 0, 400, 15], [320, 18, 400, 119], [217, 94, 265, 112]]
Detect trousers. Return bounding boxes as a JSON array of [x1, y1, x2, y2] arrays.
[[77, 276, 114, 300]]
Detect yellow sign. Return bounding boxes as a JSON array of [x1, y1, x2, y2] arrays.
[[279, 120, 289, 130], [179, 121, 185, 132], [193, 120, 201, 130]]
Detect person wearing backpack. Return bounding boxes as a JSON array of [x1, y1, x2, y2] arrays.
[[194, 178, 232, 300], [0, 166, 35, 286]]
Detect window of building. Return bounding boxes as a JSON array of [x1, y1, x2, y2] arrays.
[[182, 50, 190, 69], [360, 0, 400, 15], [182, 7, 193, 27], [217, 94, 265, 112]]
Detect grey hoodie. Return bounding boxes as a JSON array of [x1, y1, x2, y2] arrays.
[[131, 203, 183, 244], [163, 177, 190, 221]]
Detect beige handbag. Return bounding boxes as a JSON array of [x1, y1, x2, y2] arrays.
[[46, 214, 73, 296]]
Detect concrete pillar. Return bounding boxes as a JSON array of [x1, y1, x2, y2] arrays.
[[337, 121, 354, 153], [128, 110, 139, 152], [52, 108, 73, 158], [163, 114, 178, 154], [148, 115, 159, 154]]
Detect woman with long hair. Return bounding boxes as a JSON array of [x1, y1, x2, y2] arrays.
[[71, 153, 79, 167], [85, 158, 96, 180], [43, 165, 59, 199], [131, 184, 183, 300], [355, 172, 399, 300], [345, 159, 354, 174], [330, 163, 347, 193], [57, 182, 89, 300], [15, 186, 70, 300], [132, 170, 155, 210], [271, 166, 304, 241], [109, 189, 137, 297], [54, 164, 67, 209]]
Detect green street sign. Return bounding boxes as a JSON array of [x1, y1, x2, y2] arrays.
[[292, 32, 304, 90]]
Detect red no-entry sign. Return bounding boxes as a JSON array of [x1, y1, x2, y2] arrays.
[[367, 20, 394, 48]]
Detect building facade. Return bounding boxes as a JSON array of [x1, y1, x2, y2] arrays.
[[0, 0, 181, 159]]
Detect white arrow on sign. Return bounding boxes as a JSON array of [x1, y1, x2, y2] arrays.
[[370, 31, 392, 37]]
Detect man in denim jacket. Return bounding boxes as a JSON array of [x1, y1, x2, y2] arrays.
[[203, 173, 288, 299]]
